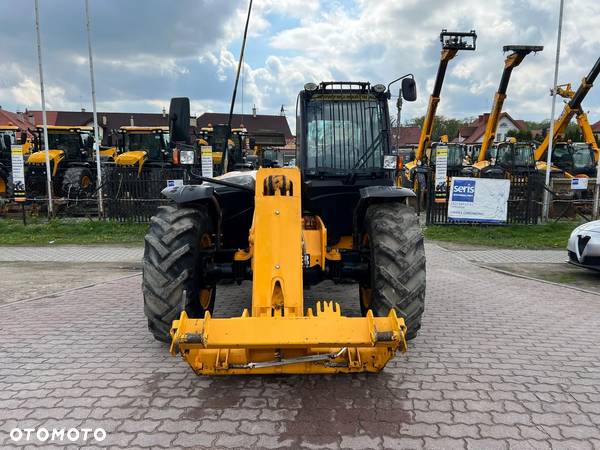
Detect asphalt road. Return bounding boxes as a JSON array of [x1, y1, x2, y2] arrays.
[[1, 243, 599, 449]]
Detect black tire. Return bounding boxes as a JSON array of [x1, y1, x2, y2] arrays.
[[361, 203, 426, 340], [0, 167, 9, 198], [61, 167, 94, 198], [142, 203, 216, 342]]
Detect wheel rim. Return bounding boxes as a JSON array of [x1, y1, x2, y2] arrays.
[[199, 288, 213, 310], [360, 286, 372, 310], [198, 232, 214, 311], [360, 233, 372, 312], [81, 175, 91, 189]]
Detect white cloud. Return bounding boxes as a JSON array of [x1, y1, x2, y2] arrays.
[[1, 0, 599, 129]]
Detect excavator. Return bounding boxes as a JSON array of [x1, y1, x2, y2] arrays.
[[144, 80, 425, 375], [533, 59, 600, 178], [470, 45, 543, 177], [401, 29, 476, 188]]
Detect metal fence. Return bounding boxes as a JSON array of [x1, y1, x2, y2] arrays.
[[0, 166, 195, 223], [104, 166, 190, 222]]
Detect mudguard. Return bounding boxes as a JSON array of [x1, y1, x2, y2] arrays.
[[161, 184, 215, 204], [353, 185, 416, 243]]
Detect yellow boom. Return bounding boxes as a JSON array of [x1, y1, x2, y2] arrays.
[[415, 29, 476, 161], [534, 57, 600, 162], [478, 45, 542, 162]]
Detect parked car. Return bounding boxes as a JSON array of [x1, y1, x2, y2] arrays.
[[567, 220, 600, 271]]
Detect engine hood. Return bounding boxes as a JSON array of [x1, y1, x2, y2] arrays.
[[26, 149, 64, 164]]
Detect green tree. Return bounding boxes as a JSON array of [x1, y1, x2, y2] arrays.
[[404, 115, 471, 141], [506, 129, 533, 141]]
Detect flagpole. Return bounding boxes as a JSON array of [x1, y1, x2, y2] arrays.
[[85, 0, 104, 217], [542, 0, 565, 221], [34, 0, 53, 217]]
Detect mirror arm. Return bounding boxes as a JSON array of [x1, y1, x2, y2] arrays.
[[387, 73, 414, 94]]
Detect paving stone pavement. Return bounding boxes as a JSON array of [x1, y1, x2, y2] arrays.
[[0, 246, 143, 263], [455, 248, 566, 264], [1, 243, 600, 449]]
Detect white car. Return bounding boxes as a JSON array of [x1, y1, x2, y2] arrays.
[[567, 220, 600, 271]]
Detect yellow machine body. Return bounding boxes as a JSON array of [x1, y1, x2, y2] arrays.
[[26, 149, 64, 176], [115, 150, 147, 174], [100, 146, 117, 160], [115, 126, 168, 174], [170, 167, 407, 375]]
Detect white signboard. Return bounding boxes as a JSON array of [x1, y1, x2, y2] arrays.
[[166, 179, 183, 188], [434, 145, 448, 203], [448, 177, 510, 223], [10, 145, 26, 201], [571, 177, 588, 190], [201, 145, 213, 178]]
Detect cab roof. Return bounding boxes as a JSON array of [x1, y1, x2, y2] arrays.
[[119, 126, 169, 133], [35, 125, 93, 132]]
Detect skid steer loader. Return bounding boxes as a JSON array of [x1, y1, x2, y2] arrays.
[[143, 82, 425, 375]]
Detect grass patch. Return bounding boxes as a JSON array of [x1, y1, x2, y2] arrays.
[[424, 221, 582, 250], [0, 218, 147, 246]]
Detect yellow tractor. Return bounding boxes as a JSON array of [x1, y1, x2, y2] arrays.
[[143, 82, 425, 375], [25, 125, 97, 198], [0, 125, 21, 197], [114, 126, 171, 175], [196, 125, 247, 175]]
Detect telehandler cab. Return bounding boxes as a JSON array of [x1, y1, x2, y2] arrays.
[[143, 82, 425, 375]]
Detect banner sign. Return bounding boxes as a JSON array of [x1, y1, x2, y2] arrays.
[[448, 177, 510, 223], [10, 145, 26, 202], [166, 179, 183, 188], [201, 146, 213, 178], [571, 177, 588, 190], [434, 145, 448, 203]]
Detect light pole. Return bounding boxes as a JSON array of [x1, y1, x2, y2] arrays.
[[542, 0, 565, 221], [34, 0, 53, 217], [84, 0, 104, 217], [387, 74, 414, 153]]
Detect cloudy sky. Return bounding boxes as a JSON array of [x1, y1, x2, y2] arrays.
[[1, 0, 599, 131]]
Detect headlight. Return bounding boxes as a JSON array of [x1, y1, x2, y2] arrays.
[[372, 84, 386, 93], [304, 82, 318, 91], [180, 150, 195, 165]]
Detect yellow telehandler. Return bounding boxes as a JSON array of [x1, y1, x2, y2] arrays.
[[533, 56, 600, 178], [143, 81, 425, 375], [468, 45, 543, 177], [401, 29, 476, 188]]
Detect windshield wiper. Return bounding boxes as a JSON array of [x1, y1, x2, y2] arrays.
[[352, 132, 383, 169]]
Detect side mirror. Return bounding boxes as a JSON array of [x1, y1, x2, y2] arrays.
[[401, 78, 417, 102], [169, 97, 191, 144], [20, 133, 27, 145]]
